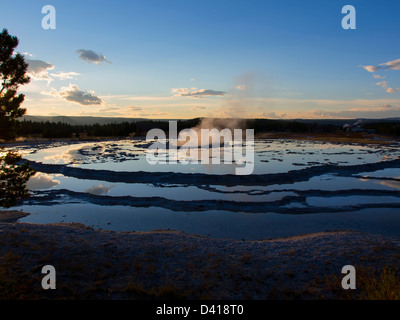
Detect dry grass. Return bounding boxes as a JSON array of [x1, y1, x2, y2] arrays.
[[322, 264, 400, 300], [1, 219, 399, 300]]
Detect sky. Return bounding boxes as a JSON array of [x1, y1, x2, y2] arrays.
[[1, 0, 400, 119]]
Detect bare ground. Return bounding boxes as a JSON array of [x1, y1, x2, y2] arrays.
[[0, 210, 399, 300]]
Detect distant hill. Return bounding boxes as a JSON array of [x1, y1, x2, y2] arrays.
[[291, 118, 400, 125]]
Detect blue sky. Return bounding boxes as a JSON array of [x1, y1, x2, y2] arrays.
[[1, 0, 400, 119]]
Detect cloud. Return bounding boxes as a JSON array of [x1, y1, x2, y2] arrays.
[[138, 111, 169, 117], [51, 72, 80, 80], [42, 84, 103, 105], [191, 106, 207, 111], [26, 59, 80, 84], [22, 52, 35, 57], [99, 106, 120, 112], [172, 88, 226, 98], [362, 58, 400, 72], [347, 104, 398, 112], [362, 59, 400, 93], [302, 104, 400, 119], [362, 65, 380, 73], [130, 108, 169, 117], [236, 85, 247, 90], [249, 97, 400, 119], [376, 81, 398, 93], [262, 112, 283, 119], [380, 58, 400, 71], [386, 87, 399, 93], [376, 81, 388, 88], [129, 106, 143, 112], [26, 59, 55, 83], [76, 49, 111, 64]]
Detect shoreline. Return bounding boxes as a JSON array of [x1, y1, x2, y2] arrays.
[[0, 210, 30, 223], [1, 132, 399, 148], [0, 210, 399, 300]]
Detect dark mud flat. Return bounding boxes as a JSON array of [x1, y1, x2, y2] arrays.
[[0, 211, 399, 300]]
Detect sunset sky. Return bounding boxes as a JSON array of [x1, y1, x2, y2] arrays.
[[1, 0, 400, 119]]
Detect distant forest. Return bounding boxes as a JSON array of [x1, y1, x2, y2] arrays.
[[18, 119, 200, 138], [362, 122, 400, 136], [16, 118, 400, 139]]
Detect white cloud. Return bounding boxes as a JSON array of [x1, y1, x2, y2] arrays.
[[380, 58, 400, 71], [76, 49, 111, 64], [236, 85, 247, 90], [376, 81, 388, 89], [51, 72, 80, 80], [42, 84, 103, 105], [362, 65, 380, 73], [363, 59, 400, 93], [386, 87, 399, 93], [376, 81, 399, 93], [26, 59, 80, 84], [22, 52, 35, 57]]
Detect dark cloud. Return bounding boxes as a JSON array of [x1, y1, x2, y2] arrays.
[[76, 49, 111, 64], [26, 59, 54, 73], [61, 85, 102, 105], [26, 59, 54, 81], [172, 88, 226, 98], [44, 84, 102, 105]]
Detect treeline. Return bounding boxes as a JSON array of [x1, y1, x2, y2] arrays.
[[17, 118, 342, 139], [246, 119, 339, 134], [17, 119, 203, 139], [18, 120, 137, 138], [362, 122, 400, 136]]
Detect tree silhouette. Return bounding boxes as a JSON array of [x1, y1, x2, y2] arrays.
[[0, 29, 35, 208]]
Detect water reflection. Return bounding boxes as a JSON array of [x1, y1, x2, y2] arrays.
[[26, 172, 61, 190], [12, 138, 400, 238], [20, 139, 400, 175], [85, 184, 114, 195]]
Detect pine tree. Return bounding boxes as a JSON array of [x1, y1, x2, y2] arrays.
[[0, 29, 35, 208]]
